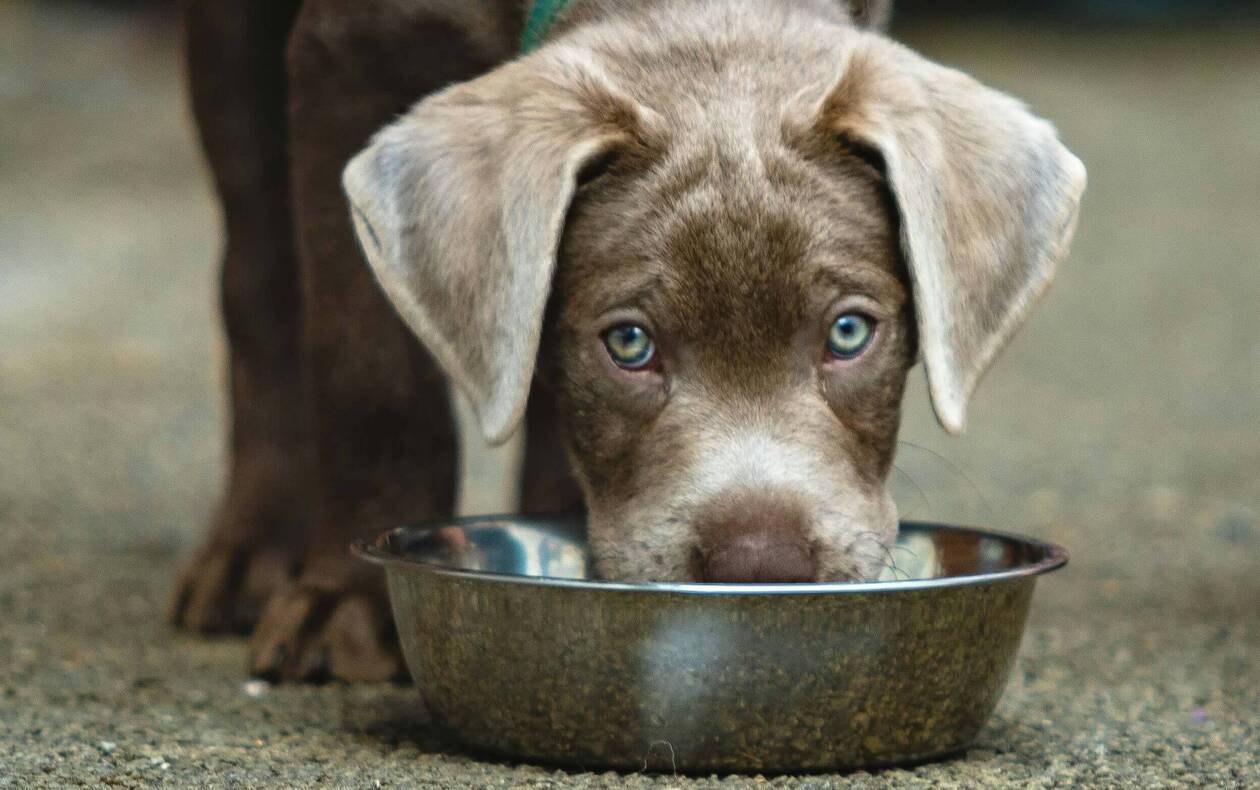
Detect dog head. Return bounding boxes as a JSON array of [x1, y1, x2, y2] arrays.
[[342, 3, 1085, 582]]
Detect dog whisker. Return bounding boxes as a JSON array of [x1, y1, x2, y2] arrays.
[[896, 441, 998, 525], [891, 462, 929, 519]]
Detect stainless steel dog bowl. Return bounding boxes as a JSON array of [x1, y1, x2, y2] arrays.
[[354, 517, 1066, 773]]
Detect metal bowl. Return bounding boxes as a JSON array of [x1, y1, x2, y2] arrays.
[[354, 517, 1066, 774]]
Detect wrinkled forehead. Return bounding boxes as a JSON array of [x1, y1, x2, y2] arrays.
[[573, 140, 905, 350]]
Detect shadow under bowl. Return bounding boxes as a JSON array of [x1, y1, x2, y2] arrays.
[[354, 517, 1066, 774]]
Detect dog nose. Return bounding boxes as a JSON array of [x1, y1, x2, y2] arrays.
[[702, 533, 817, 583], [698, 496, 817, 583]]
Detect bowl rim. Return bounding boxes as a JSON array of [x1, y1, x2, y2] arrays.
[[352, 516, 1068, 595]]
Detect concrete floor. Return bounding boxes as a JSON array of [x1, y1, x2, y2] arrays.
[[1, 2, 1257, 787]]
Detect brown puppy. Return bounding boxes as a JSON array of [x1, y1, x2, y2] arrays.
[[173, 0, 1084, 681]]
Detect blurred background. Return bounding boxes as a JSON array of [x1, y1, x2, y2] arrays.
[[1, 0, 1256, 785]]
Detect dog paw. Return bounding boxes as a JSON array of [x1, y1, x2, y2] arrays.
[[247, 575, 402, 683], [169, 540, 298, 635]]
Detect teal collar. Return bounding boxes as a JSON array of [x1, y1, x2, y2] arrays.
[[520, 0, 573, 54]]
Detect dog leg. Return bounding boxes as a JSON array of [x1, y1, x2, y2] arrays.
[[247, 0, 524, 682], [170, 0, 306, 635]]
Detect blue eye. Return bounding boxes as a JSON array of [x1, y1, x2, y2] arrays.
[[826, 313, 874, 359], [603, 324, 656, 369]]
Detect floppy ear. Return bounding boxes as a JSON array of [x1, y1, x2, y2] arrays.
[[343, 55, 655, 444], [816, 35, 1086, 433]]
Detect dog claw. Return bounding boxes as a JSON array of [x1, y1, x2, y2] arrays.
[[169, 542, 296, 635], [301, 646, 331, 683], [250, 643, 288, 682], [248, 580, 402, 683]]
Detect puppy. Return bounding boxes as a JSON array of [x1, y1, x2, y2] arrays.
[[173, 0, 1084, 681]]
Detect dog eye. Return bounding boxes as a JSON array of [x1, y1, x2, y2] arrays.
[[603, 324, 656, 369], [826, 313, 875, 359]]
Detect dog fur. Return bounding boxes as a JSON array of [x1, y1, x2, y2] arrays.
[[173, 0, 1083, 681]]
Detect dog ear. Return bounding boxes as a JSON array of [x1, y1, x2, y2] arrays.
[[814, 34, 1086, 433], [343, 55, 656, 444]]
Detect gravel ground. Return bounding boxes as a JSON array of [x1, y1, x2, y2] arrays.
[[1, 2, 1257, 787]]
